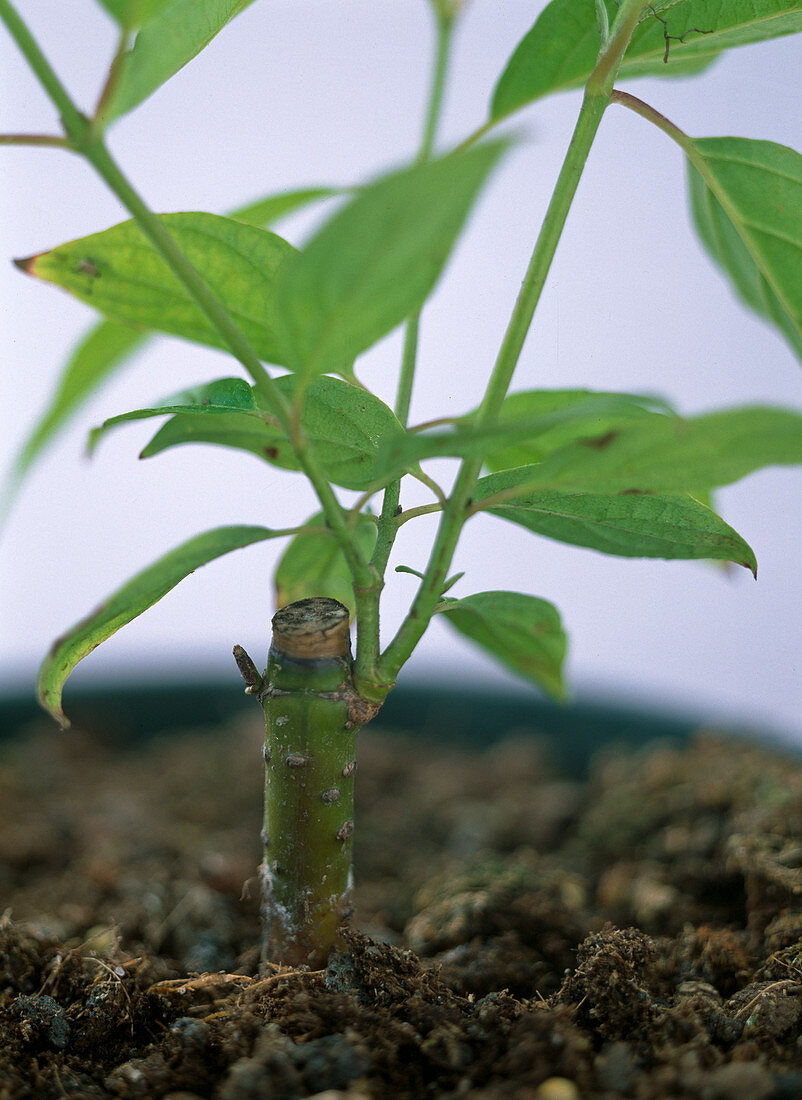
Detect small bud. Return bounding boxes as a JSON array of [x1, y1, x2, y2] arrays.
[[233, 644, 262, 693]]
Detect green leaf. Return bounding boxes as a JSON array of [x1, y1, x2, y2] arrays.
[[231, 187, 341, 228], [274, 513, 377, 615], [687, 137, 802, 363], [95, 0, 132, 24], [96, 0, 168, 28], [93, 374, 405, 491], [38, 524, 283, 729], [473, 468, 757, 573], [375, 391, 668, 481], [17, 212, 297, 367], [395, 564, 426, 581], [273, 141, 508, 375], [101, 0, 257, 122], [480, 388, 672, 472], [440, 570, 465, 595], [6, 186, 338, 502], [491, 0, 802, 119], [10, 322, 146, 490], [88, 375, 256, 452], [438, 591, 567, 699], [510, 406, 802, 493]]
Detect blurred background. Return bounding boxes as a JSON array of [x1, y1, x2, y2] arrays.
[[1, 1, 800, 740]]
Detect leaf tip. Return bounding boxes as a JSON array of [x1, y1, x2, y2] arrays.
[[13, 253, 38, 276], [86, 428, 101, 458], [736, 555, 758, 580], [37, 690, 71, 731]]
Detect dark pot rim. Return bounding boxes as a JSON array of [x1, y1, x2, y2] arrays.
[[1, 677, 778, 777]]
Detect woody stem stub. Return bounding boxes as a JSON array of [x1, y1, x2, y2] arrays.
[[257, 598, 359, 969]]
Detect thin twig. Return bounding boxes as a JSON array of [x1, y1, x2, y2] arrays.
[[734, 980, 800, 1019], [395, 502, 444, 527], [410, 468, 448, 506], [93, 26, 131, 124], [408, 414, 466, 433], [0, 132, 70, 148]]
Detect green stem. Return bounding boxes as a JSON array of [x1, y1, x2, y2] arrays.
[[84, 148, 373, 608], [395, 502, 444, 526], [475, 99, 608, 421], [587, 0, 650, 96], [447, 0, 646, 153], [610, 92, 767, 326], [365, 324, 420, 599], [85, 144, 284, 406], [610, 88, 693, 150], [93, 26, 131, 125], [612, 90, 789, 335], [0, 0, 375, 635], [0, 133, 70, 148], [418, 10, 451, 167], [394, 313, 422, 428], [595, 0, 611, 48], [392, 9, 451, 430], [105, 153, 370, 593], [450, 118, 496, 157], [261, 681, 355, 969], [0, 0, 90, 140], [358, 8, 455, 692], [377, 0, 650, 684], [257, 599, 363, 969], [411, 468, 447, 506], [409, 414, 464, 432]]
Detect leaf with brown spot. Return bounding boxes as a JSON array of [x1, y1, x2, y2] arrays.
[[581, 430, 620, 450], [509, 407, 802, 494], [375, 391, 670, 482], [5, 186, 340, 506], [17, 212, 299, 368], [472, 468, 758, 572], [90, 374, 404, 492]]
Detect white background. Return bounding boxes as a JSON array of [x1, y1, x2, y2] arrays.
[[1, 2, 800, 740]]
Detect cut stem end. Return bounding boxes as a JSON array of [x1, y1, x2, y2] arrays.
[[271, 596, 352, 661]]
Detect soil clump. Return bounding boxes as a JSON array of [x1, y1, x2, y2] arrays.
[[1, 711, 801, 1097]]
